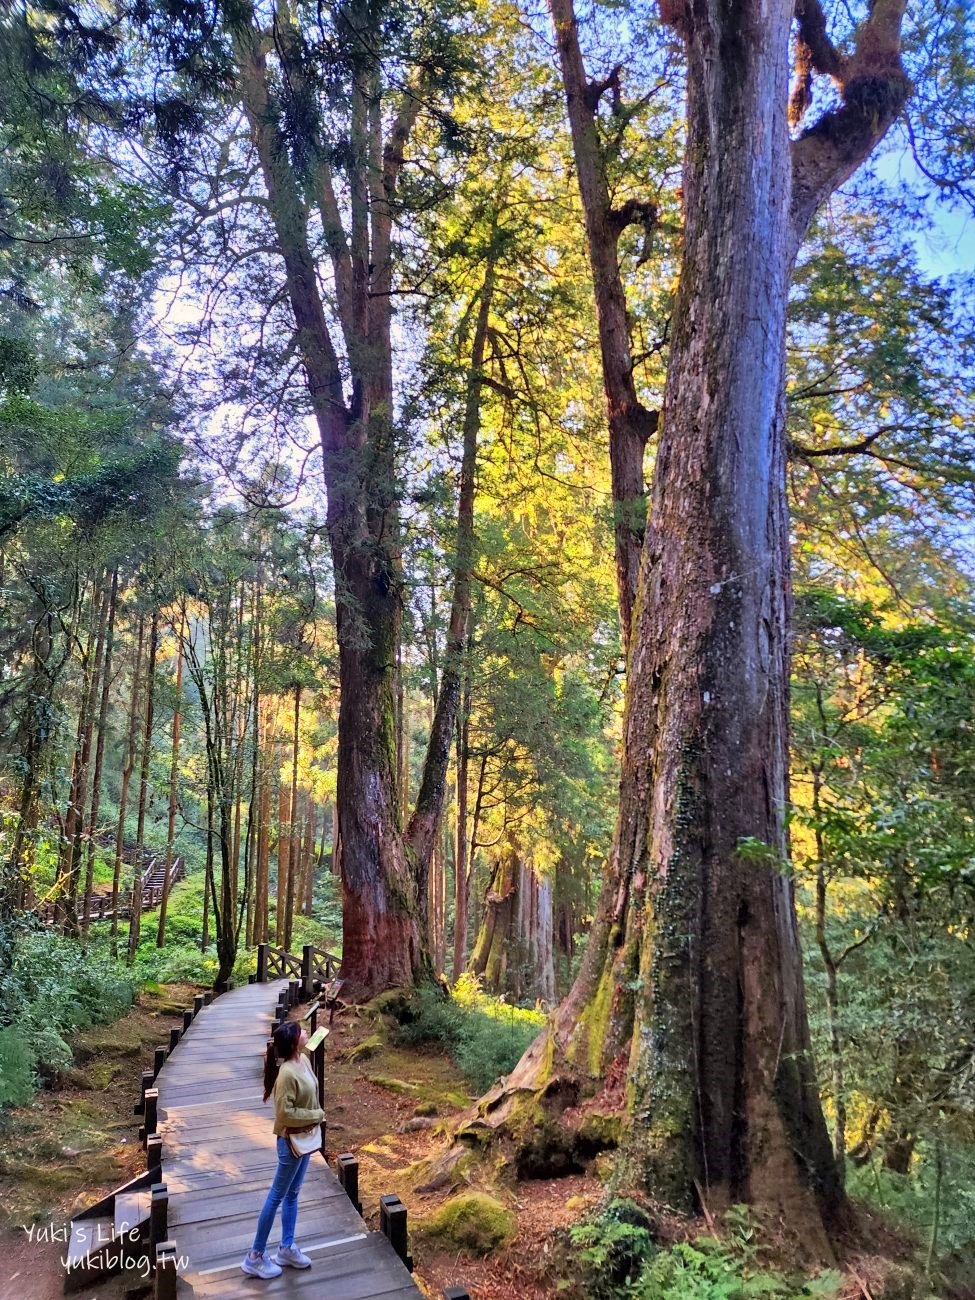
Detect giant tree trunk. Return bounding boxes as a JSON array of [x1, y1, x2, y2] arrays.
[[615, 1, 838, 1224], [233, 12, 485, 996], [441, 0, 910, 1248]]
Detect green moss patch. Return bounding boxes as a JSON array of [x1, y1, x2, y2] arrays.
[[415, 1192, 516, 1256], [348, 1034, 384, 1063]]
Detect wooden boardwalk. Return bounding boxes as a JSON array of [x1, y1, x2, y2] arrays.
[[155, 980, 423, 1299]]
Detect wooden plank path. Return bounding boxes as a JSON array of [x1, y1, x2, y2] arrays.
[[155, 979, 423, 1299]]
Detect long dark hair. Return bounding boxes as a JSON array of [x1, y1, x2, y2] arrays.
[[263, 1020, 300, 1102]]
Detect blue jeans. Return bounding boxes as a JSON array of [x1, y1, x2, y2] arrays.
[[252, 1137, 311, 1254]]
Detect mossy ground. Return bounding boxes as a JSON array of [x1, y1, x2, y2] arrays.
[[0, 983, 193, 1300]]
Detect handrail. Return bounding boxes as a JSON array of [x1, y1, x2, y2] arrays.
[[38, 854, 184, 927], [256, 941, 341, 989]]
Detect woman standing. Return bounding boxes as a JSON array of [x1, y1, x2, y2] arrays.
[[241, 1018, 325, 1279]]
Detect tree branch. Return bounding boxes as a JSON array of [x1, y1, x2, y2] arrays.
[[789, 0, 910, 254]]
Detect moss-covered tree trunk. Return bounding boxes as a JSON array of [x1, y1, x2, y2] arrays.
[[450, 0, 911, 1249], [469, 844, 519, 993]]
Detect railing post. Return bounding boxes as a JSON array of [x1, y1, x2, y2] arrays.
[[182, 1009, 193, 1032], [168, 1026, 181, 1054], [154, 1241, 178, 1300], [301, 945, 313, 996], [203, 990, 213, 1006], [135, 1068, 154, 1115], [257, 942, 268, 983], [314, 1039, 325, 1112], [193, 993, 204, 1017], [147, 1134, 162, 1175], [337, 1154, 362, 1215], [150, 1182, 168, 1247], [379, 1194, 412, 1271], [153, 1045, 167, 1081], [143, 1089, 158, 1148]]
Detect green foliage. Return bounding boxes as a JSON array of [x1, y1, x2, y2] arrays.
[[393, 976, 544, 1092], [0, 1028, 36, 1107], [0, 928, 135, 1103], [567, 1202, 843, 1300], [847, 1147, 975, 1259], [567, 1198, 657, 1297]]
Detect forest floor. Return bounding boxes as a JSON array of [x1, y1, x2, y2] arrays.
[[0, 985, 601, 1300], [323, 997, 602, 1299], [0, 983, 193, 1300]]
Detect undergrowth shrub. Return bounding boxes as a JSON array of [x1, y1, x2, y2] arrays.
[[847, 1145, 975, 1262], [394, 975, 545, 1093], [0, 927, 134, 1104], [567, 1201, 845, 1300]]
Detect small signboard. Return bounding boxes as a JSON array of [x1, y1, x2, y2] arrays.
[[306, 1026, 330, 1052]]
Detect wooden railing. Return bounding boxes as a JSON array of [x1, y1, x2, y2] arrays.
[[38, 855, 184, 927], [256, 942, 340, 993]]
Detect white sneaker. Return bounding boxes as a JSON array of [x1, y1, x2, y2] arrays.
[[241, 1251, 283, 1279], [274, 1243, 312, 1269]]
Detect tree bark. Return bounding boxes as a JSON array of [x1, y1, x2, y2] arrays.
[[112, 613, 145, 954], [128, 610, 159, 962], [157, 619, 184, 948], [548, 0, 658, 646], [443, 0, 911, 1248], [82, 568, 118, 939]]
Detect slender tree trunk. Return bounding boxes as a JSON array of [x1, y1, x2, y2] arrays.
[[244, 570, 262, 948], [303, 804, 315, 915], [452, 686, 471, 981], [276, 739, 290, 948], [157, 622, 184, 948], [202, 783, 213, 952], [284, 684, 300, 949], [61, 583, 107, 934], [549, 0, 657, 647], [406, 261, 494, 895], [112, 613, 145, 954], [82, 569, 118, 939], [255, 709, 272, 945], [128, 611, 159, 962]]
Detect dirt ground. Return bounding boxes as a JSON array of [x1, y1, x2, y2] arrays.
[[322, 1001, 602, 1299]]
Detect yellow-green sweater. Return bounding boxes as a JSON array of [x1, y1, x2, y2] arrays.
[[273, 1053, 324, 1138]]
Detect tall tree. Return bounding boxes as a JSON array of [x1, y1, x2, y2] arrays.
[[458, 0, 917, 1246]]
